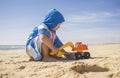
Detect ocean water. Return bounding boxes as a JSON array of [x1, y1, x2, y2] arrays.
[[0, 45, 25, 50]]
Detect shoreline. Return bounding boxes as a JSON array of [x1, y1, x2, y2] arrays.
[[0, 43, 120, 51]]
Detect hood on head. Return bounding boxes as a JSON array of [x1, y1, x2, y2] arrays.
[[43, 9, 65, 30]]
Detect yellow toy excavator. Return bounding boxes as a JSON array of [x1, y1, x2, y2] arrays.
[[50, 42, 90, 60]]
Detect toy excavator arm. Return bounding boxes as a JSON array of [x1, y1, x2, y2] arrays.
[[50, 42, 74, 57], [59, 42, 74, 50]]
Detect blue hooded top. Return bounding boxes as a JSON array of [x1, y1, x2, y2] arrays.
[[26, 9, 64, 48], [43, 9, 65, 30]]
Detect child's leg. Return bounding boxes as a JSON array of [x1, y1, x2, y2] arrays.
[[41, 43, 57, 62]]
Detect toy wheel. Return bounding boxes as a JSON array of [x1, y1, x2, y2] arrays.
[[75, 52, 83, 60], [82, 52, 90, 59]]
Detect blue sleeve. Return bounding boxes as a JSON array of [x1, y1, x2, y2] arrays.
[[54, 36, 63, 48], [38, 28, 50, 38]]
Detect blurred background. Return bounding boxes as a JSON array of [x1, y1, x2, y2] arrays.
[[0, 0, 120, 45]]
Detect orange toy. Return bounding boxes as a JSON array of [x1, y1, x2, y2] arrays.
[[74, 42, 88, 51], [50, 42, 90, 60]]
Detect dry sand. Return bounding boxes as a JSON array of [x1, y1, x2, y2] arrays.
[[0, 44, 120, 78]]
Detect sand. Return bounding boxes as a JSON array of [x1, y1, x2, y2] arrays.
[[0, 44, 120, 78]]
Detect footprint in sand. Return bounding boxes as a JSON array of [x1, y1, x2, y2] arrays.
[[0, 73, 8, 78], [71, 64, 109, 74], [0, 60, 3, 63], [19, 66, 26, 69], [10, 56, 20, 58]]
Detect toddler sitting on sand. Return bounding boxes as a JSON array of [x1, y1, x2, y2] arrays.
[[26, 9, 69, 61]]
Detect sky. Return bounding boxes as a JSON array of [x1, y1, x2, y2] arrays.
[[0, 0, 120, 45]]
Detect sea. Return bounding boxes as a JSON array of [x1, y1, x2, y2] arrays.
[[0, 45, 25, 50]]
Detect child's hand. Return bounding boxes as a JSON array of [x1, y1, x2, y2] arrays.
[[60, 49, 70, 58], [52, 47, 59, 55]]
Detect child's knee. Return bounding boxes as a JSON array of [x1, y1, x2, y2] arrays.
[[26, 46, 34, 57], [26, 45, 42, 61]]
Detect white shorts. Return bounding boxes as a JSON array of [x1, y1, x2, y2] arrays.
[[26, 36, 42, 61]]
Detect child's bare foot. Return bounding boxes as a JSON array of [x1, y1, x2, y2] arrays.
[[29, 56, 34, 61], [42, 56, 57, 62]]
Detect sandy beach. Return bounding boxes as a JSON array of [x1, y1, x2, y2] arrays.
[[0, 44, 120, 78]]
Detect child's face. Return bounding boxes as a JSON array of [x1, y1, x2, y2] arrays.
[[52, 23, 62, 31]]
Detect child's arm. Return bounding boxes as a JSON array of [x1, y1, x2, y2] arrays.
[[39, 34, 59, 54]]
